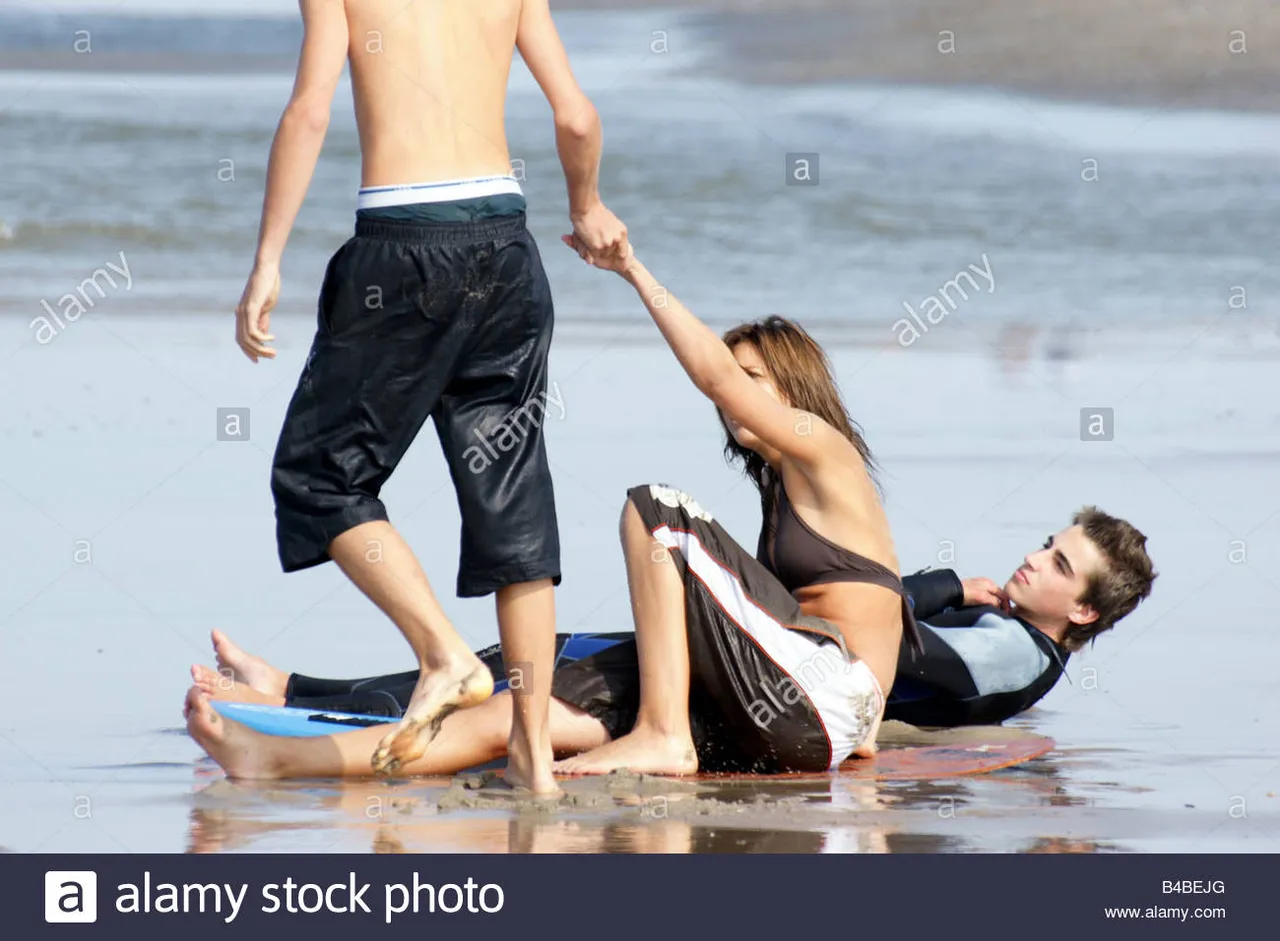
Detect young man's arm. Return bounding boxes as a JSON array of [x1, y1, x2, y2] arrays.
[[516, 0, 627, 258], [904, 569, 1011, 620], [903, 569, 964, 621], [235, 0, 349, 363]]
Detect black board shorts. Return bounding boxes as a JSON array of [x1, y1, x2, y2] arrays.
[[554, 485, 885, 773], [271, 213, 560, 597]]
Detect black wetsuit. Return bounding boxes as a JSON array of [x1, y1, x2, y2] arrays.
[[893, 569, 1070, 726]]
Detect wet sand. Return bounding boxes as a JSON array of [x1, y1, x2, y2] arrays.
[[2, 312, 1278, 853], [7, 1, 1280, 111], [583, 0, 1280, 113], [682, 0, 1280, 111]]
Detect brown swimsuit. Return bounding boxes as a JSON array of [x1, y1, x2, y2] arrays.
[[757, 476, 925, 658]]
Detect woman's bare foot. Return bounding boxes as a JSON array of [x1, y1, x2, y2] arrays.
[[184, 686, 282, 780], [371, 656, 494, 776], [552, 725, 697, 776], [211, 629, 289, 698], [850, 739, 878, 759], [190, 664, 283, 705], [849, 709, 884, 759]]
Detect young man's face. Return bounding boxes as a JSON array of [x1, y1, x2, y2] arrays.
[[1004, 524, 1105, 625]]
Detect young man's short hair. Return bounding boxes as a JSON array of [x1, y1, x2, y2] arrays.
[[1062, 506, 1157, 652]]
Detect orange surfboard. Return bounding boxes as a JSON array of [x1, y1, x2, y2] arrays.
[[692, 734, 1056, 782]]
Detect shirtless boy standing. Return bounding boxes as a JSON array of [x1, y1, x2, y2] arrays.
[[232, 0, 628, 795]]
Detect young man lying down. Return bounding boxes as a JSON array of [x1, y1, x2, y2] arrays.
[[185, 507, 1155, 780]]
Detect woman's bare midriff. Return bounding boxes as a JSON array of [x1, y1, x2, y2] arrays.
[[342, 0, 523, 187], [794, 581, 904, 695]]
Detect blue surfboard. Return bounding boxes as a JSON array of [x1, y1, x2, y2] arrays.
[[211, 701, 395, 736]]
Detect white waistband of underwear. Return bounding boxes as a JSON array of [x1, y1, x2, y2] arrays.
[[357, 175, 524, 210]]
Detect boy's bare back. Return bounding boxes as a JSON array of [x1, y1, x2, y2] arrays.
[[332, 0, 588, 187], [236, 0, 622, 361]]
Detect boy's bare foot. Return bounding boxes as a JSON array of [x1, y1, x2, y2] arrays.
[[371, 656, 493, 775], [190, 664, 283, 705], [505, 730, 562, 797], [552, 725, 697, 777], [211, 629, 289, 698], [184, 686, 281, 780]]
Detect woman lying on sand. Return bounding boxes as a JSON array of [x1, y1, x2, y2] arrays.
[[186, 240, 923, 779]]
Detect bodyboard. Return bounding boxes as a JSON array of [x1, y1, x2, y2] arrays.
[[211, 701, 393, 737], [694, 735, 1056, 781]]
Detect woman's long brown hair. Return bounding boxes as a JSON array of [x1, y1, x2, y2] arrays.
[[719, 317, 924, 655], [718, 316, 879, 496]]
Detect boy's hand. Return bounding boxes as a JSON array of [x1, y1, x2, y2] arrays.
[[962, 577, 1011, 612], [569, 201, 629, 262], [235, 264, 280, 362]]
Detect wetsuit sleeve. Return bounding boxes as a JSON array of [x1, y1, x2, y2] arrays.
[[902, 568, 964, 622]]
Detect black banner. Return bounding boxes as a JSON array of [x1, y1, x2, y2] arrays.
[[7, 853, 1268, 938]]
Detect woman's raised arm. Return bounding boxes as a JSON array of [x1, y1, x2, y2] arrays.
[[569, 240, 834, 467]]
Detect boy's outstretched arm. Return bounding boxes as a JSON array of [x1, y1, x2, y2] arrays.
[[517, 0, 627, 258], [235, 0, 348, 363]]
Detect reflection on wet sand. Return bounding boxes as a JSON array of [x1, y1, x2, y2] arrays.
[[185, 744, 1095, 854], [1025, 837, 1113, 854]]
